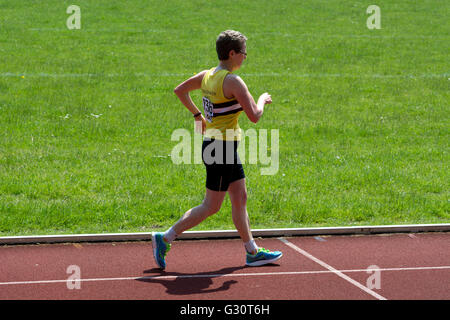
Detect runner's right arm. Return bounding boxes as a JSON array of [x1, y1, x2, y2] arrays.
[[174, 70, 208, 133], [174, 70, 208, 116]]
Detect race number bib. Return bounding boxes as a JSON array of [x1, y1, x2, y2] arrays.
[[202, 97, 214, 123]]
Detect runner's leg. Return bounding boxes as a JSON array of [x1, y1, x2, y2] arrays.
[[170, 188, 226, 237], [228, 178, 255, 248]]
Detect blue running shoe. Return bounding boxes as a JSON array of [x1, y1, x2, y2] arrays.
[[246, 248, 283, 266], [151, 232, 171, 269]]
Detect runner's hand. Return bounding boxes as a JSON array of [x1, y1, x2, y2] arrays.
[[258, 92, 272, 105], [195, 115, 206, 135]]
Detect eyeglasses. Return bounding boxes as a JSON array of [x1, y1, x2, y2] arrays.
[[239, 50, 247, 57]]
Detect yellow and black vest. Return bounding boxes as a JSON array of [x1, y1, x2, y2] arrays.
[[200, 67, 243, 141]]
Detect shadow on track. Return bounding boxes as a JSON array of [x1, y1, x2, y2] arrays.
[[135, 264, 281, 296]]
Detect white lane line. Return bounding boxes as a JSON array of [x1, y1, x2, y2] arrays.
[[279, 237, 388, 300], [0, 266, 449, 287], [26, 29, 450, 40]]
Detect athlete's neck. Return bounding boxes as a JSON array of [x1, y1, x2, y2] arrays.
[[217, 60, 234, 72]]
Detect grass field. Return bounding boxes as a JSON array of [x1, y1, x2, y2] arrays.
[[0, 0, 448, 236]]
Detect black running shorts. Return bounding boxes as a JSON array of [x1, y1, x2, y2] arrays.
[[202, 138, 245, 191]]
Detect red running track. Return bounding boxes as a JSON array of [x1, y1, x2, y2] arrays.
[[0, 232, 449, 300]]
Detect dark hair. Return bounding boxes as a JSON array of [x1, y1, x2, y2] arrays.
[[216, 30, 247, 61]]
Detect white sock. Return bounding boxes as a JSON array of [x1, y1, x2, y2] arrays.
[[244, 239, 258, 255], [163, 227, 178, 243]]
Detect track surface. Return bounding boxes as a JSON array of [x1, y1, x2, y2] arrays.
[[0, 232, 449, 300]]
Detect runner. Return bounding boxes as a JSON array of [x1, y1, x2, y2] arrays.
[[152, 30, 282, 269]]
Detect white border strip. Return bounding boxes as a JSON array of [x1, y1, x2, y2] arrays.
[[0, 224, 449, 245], [279, 238, 387, 300]]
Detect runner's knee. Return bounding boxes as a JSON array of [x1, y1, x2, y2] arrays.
[[231, 190, 247, 209], [202, 199, 222, 216]]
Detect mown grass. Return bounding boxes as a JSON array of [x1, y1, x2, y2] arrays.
[[0, 0, 448, 236]]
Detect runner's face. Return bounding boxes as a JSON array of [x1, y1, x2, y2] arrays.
[[234, 43, 247, 70]]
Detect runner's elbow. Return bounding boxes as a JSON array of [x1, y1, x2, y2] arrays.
[[249, 113, 261, 123], [244, 106, 261, 123], [174, 84, 188, 96]]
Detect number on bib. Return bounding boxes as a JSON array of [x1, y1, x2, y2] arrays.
[[202, 97, 214, 123]]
